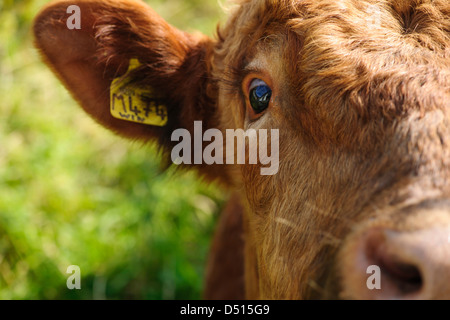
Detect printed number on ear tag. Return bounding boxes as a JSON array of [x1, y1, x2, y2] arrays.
[[110, 59, 168, 127]]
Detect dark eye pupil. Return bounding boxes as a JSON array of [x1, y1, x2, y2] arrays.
[[250, 85, 272, 114]]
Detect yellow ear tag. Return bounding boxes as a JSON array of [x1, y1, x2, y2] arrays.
[[110, 59, 168, 127]]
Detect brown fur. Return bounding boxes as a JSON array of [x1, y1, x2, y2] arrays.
[[34, 0, 450, 299], [204, 192, 245, 299]]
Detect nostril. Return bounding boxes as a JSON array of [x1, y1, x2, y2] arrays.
[[365, 229, 423, 296], [377, 252, 422, 294], [342, 225, 450, 300]]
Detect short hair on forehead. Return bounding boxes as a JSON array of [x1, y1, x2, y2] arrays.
[[216, 0, 449, 89], [217, 0, 450, 64], [212, 0, 449, 149]]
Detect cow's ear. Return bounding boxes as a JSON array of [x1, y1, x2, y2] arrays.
[[33, 0, 229, 183]]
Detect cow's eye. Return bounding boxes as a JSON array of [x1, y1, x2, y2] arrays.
[[249, 79, 272, 114]]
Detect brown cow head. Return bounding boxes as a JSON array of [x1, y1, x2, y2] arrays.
[[34, 0, 450, 299]]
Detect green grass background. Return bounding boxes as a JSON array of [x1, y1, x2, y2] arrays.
[[0, 0, 227, 299]]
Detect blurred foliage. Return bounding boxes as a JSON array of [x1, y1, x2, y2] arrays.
[[0, 0, 226, 299]]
